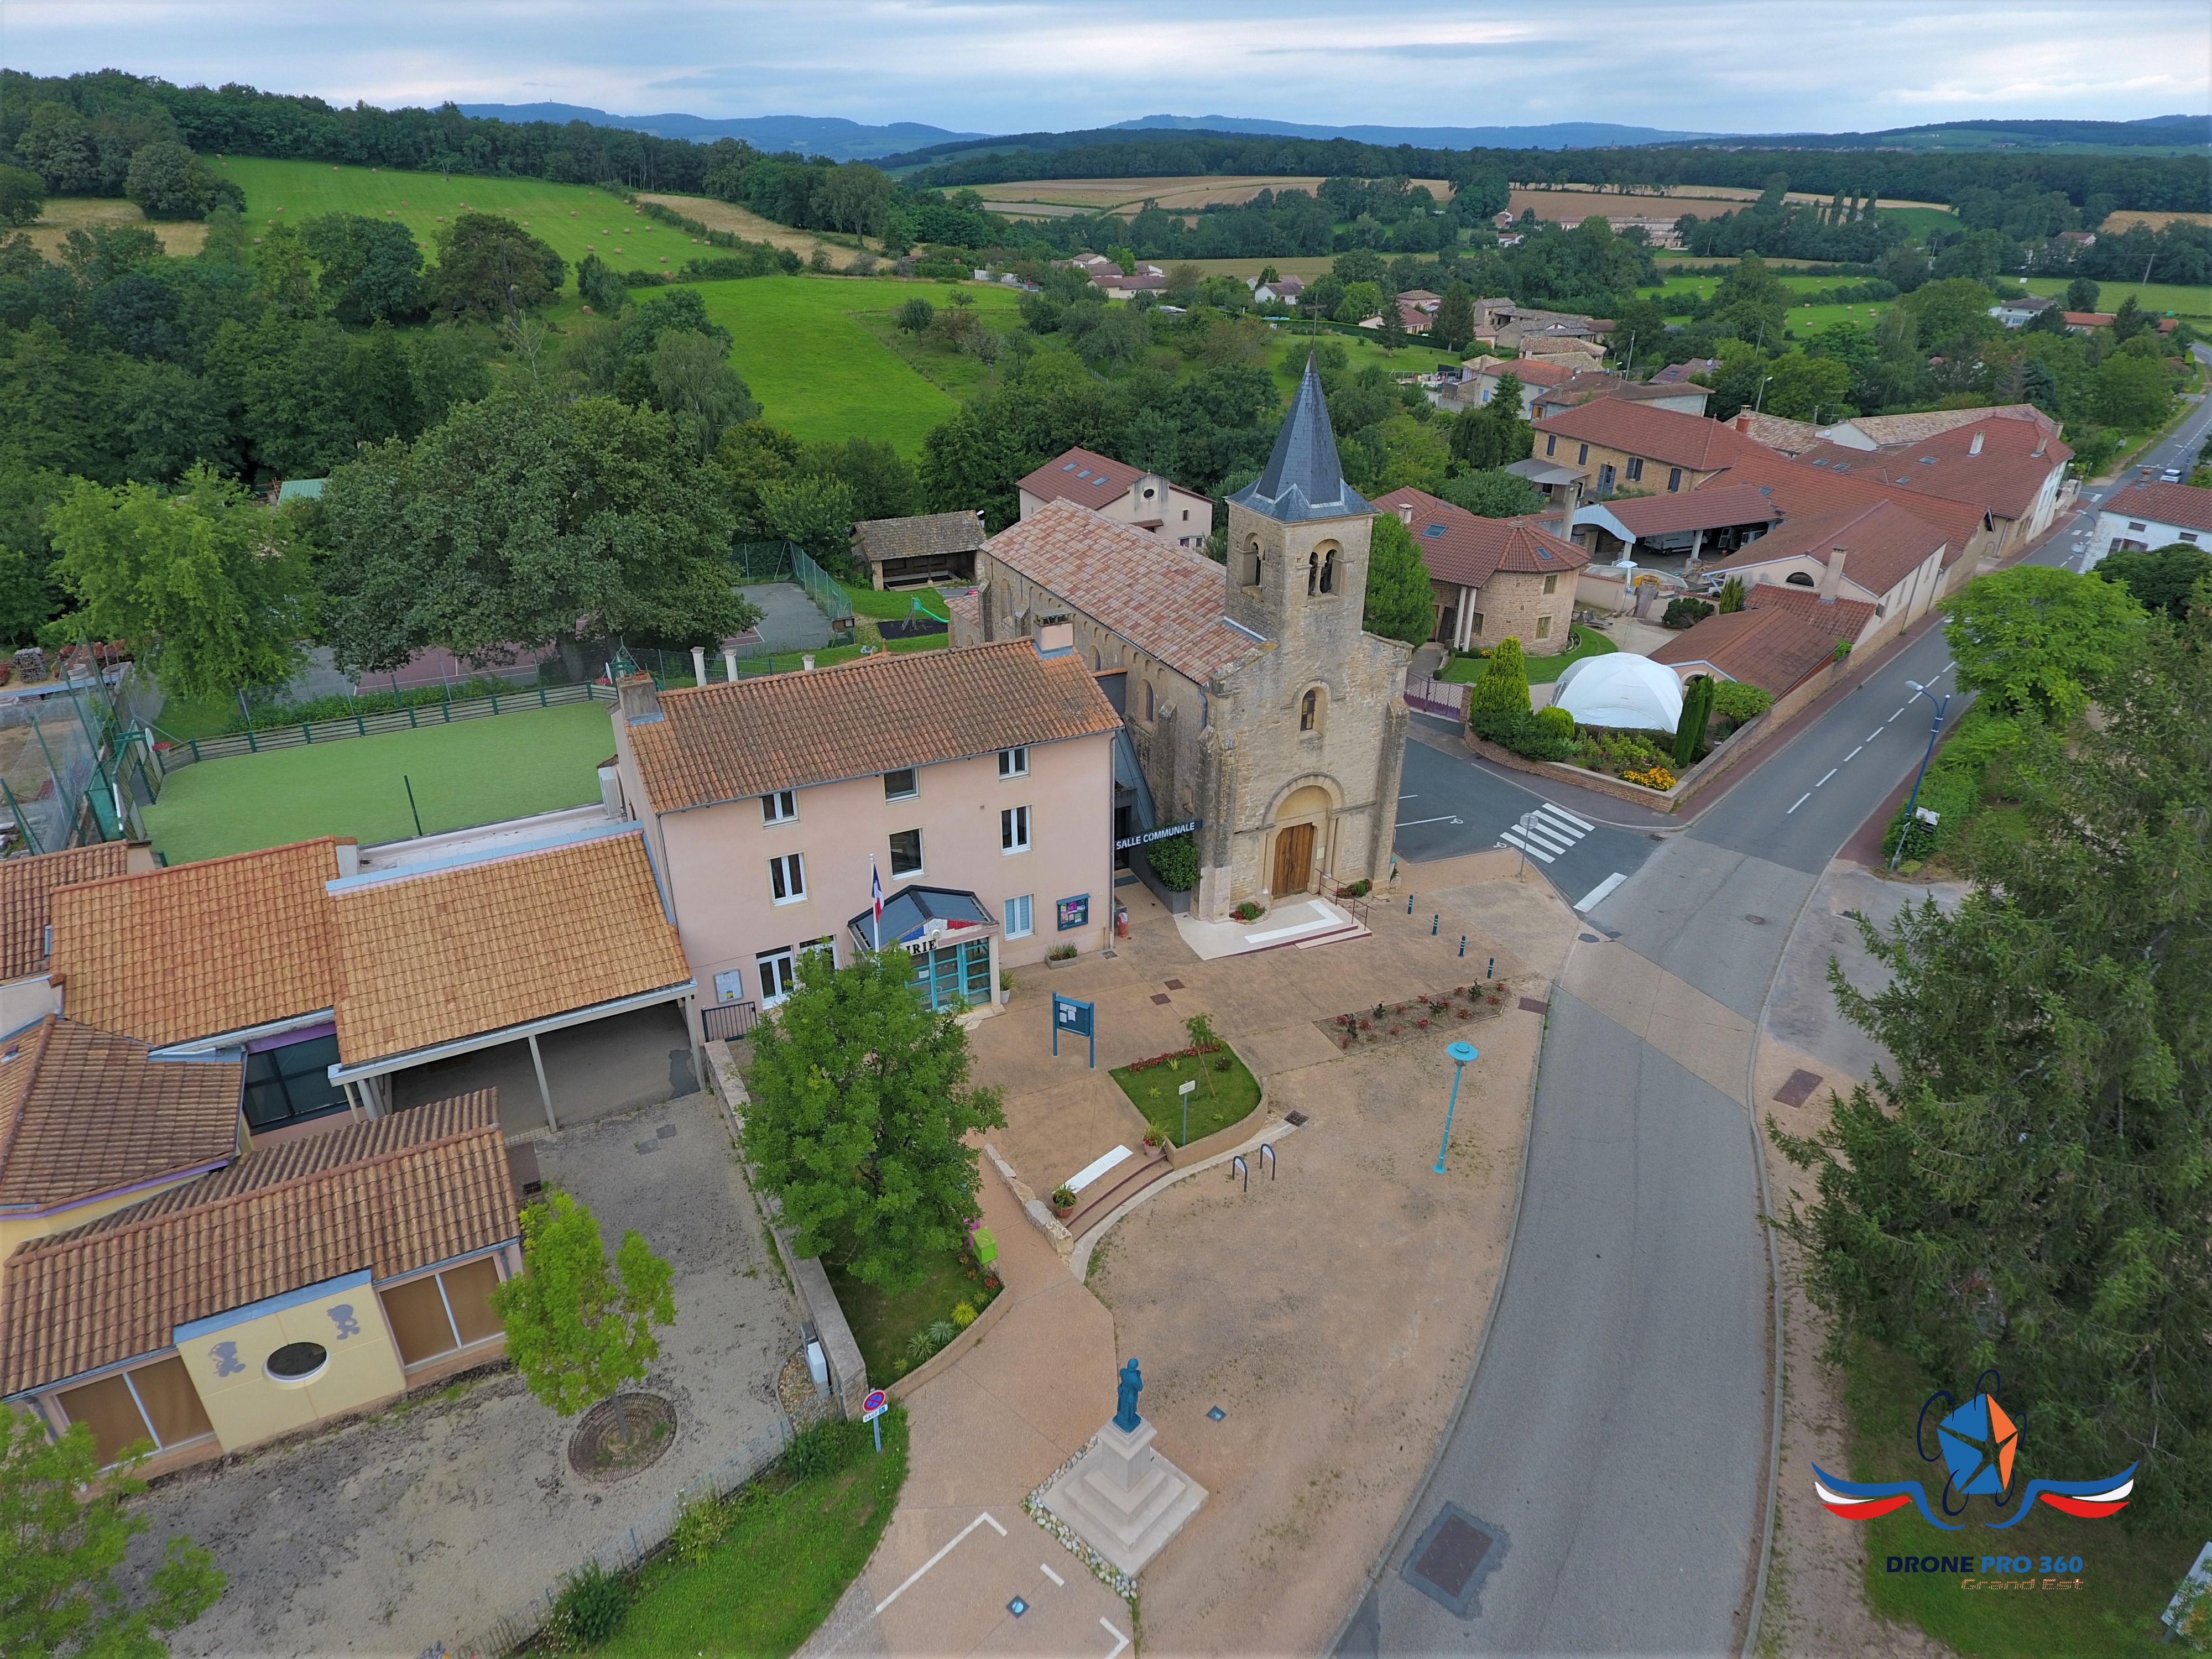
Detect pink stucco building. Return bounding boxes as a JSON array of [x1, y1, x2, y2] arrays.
[[607, 638, 1123, 1032]]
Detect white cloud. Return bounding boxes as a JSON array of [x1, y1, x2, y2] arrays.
[[3, 0, 2200, 134]]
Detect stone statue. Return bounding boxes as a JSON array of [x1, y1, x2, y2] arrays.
[[1115, 1357, 1143, 1432]]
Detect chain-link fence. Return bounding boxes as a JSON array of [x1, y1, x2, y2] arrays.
[[443, 1413, 797, 1659], [0, 662, 133, 857]]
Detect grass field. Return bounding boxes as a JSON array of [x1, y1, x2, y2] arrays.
[[690, 275, 1024, 448], [1271, 328, 1451, 387], [21, 196, 208, 260], [2020, 276, 2212, 320], [600, 1411, 907, 1659], [142, 701, 612, 863], [216, 156, 642, 292], [980, 174, 1454, 214], [635, 190, 864, 259], [1843, 1342, 2201, 1657]]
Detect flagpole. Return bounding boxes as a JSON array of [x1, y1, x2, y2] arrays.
[[872, 855, 881, 952]]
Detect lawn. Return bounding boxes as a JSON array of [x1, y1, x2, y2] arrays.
[[1841, 1342, 2201, 1657], [1441, 625, 1617, 684], [691, 276, 1025, 450], [1271, 328, 1447, 388], [142, 701, 612, 862], [842, 582, 958, 622], [215, 156, 635, 293], [825, 1242, 998, 1383], [2020, 276, 2212, 321], [1112, 1044, 1261, 1147], [598, 1411, 909, 1659]]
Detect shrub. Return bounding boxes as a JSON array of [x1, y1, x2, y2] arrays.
[[952, 1302, 978, 1328], [672, 1492, 731, 1566], [1336, 878, 1371, 898], [550, 1559, 629, 1650], [1662, 596, 1715, 630], [1231, 900, 1266, 921], [1533, 705, 1575, 743], [1708, 680, 1771, 722], [1470, 707, 1574, 761], [1144, 831, 1199, 891], [1466, 636, 1531, 714], [785, 1419, 852, 1481]]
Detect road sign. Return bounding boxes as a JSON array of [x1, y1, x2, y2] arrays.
[[861, 1389, 888, 1421], [1052, 995, 1095, 1067]]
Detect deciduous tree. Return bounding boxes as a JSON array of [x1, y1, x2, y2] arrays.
[[1943, 564, 2144, 725], [743, 948, 1007, 1291], [301, 214, 429, 324], [0, 1407, 224, 1659], [122, 140, 241, 221], [2096, 541, 2212, 618], [428, 213, 565, 325], [492, 1191, 675, 1444], [0, 166, 44, 229]]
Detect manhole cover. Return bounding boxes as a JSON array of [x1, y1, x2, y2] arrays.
[[655, 1124, 677, 1139], [1401, 1502, 1506, 1617], [1164, 979, 1185, 990], [1773, 1068, 1824, 1108], [1151, 993, 1172, 1005], [567, 1392, 678, 1481], [1283, 1110, 1308, 1127], [1744, 914, 1768, 926]]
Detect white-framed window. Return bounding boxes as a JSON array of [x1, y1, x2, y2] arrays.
[[889, 828, 924, 877], [769, 852, 806, 904], [883, 768, 919, 800], [1005, 894, 1034, 939], [799, 936, 836, 973], [758, 947, 796, 1004], [998, 746, 1029, 778], [1001, 805, 1031, 853], [761, 789, 796, 825]]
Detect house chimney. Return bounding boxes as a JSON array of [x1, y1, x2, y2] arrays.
[[1818, 547, 1847, 604], [618, 672, 662, 725], [1736, 413, 1752, 432], [2032, 434, 2046, 458], [1969, 429, 1984, 456], [1032, 613, 1076, 658], [1396, 502, 1415, 525]]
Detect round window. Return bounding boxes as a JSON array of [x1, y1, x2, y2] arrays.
[[265, 1341, 329, 1383]]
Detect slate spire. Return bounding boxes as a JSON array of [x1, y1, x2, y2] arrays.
[[1230, 354, 1373, 523]]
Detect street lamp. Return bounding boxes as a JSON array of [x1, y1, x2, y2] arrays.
[[1436, 1041, 1479, 1175], [1751, 375, 1776, 416], [1890, 679, 1953, 871]]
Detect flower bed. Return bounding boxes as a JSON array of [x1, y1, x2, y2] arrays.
[[1318, 983, 1512, 1051], [1110, 1043, 1259, 1145]]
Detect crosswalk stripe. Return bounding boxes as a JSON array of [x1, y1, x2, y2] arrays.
[[1519, 820, 1577, 853], [1535, 803, 1594, 833], [1498, 831, 1556, 864]]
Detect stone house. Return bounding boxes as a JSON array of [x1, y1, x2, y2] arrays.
[[2093, 479, 2212, 560], [1370, 488, 1590, 653], [1531, 399, 1772, 502], [956, 362, 1410, 919], [1017, 447, 1214, 549], [1721, 498, 1950, 653]]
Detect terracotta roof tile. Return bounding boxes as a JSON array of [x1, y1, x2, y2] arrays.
[[49, 841, 343, 1047], [0, 845, 132, 982], [1372, 488, 1589, 588], [1534, 401, 1771, 471], [626, 638, 1121, 814], [330, 836, 690, 1067], [1018, 447, 1143, 507], [1592, 483, 1783, 538], [1733, 412, 1820, 455], [983, 499, 1263, 682], [0, 1017, 239, 1212], [1698, 451, 1985, 568], [1729, 500, 1948, 597], [1796, 418, 2070, 522], [941, 588, 983, 637], [1740, 581, 1881, 643], [852, 510, 987, 564], [0, 1091, 515, 1394], [2103, 479, 2212, 535], [1831, 404, 2060, 450], [1651, 606, 1848, 697]]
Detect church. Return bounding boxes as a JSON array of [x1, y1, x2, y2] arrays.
[[949, 360, 1410, 921]]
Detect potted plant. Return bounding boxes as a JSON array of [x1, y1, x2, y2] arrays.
[[1232, 900, 1266, 922], [1051, 1185, 1077, 1218], [1142, 1129, 1165, 1150], [1045, 943, 1078, 969]]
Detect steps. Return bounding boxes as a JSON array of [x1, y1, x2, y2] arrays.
[[1065, 1143, 1173, 1237]]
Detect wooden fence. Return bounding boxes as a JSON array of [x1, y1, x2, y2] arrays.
[[156, 682, 618, 768]]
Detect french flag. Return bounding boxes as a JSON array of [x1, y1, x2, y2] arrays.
[[871, 858, 883, 951]]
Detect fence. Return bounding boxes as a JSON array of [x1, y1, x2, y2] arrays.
[[156, 682, 617, 768], [734, 539, 850, 623], [447, 1414, 796, 1659], [701, 999, 760, 1043], [1405, 675, 1468, 719], [0, 669, 131, 856]]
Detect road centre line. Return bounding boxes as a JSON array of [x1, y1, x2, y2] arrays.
[[1817, 769, 1837, 786], [1844, 747, 1861, 761], [1865, 731, 1883, 743], [1040, 1562, 1065, 1587], [1788, 793, 1811, 813], [1890, 708, 1906, 721], [874, 1511, 1006, 1614]]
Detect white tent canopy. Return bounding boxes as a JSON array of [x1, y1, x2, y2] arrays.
[[1553, 654, 1684, 732]]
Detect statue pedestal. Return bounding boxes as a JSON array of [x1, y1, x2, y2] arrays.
[[1037, 1417, 1208, 1578]]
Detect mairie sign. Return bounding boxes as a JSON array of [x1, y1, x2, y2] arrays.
[[1114, 820, 1199, 852]]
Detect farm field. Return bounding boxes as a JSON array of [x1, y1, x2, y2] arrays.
[[1510, 187, 1750, 223], [635, 190, 864, 259], [1183, 255, 1338, 280], [215, 157, 641, 289], [20, 196, 207, 259], [2021, 276, 2212, 319], [2099, 208, 2212, 233], [979, 174, 1454, 215], [142, 701, 612, 863], [690, 275, 1024, 448]]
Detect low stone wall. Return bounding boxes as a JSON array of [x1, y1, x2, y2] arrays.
[[885, 1276, 1015, 1401], [984, 1141, 1075, 1259], [702, 1039, 867, 1415]]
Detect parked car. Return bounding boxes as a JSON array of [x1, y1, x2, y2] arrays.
[[2162, 467, 2184, 482]]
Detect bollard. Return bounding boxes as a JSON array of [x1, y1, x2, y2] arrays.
[[1459, 935, 1466, 957], [1487, 957, 1495, 979], [1407, 893, 1415, 914], [1432, 913, 1439, 936]]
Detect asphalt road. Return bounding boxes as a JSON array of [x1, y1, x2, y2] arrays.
[[1350, 380, 2212, 1655]]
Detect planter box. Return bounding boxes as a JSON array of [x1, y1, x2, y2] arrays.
[[1128, 843, 1194, 915], [1044, 953, 1079, 970]]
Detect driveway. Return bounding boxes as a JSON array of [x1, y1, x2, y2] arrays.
[[123, 1091, 800, 1659]]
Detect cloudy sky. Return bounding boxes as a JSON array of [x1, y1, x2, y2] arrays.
[[5, 0, 2204, 135]]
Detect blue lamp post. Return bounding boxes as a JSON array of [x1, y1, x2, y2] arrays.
[[1890, 679, 1953, 872], [1436, 1041, 1479, 1175]]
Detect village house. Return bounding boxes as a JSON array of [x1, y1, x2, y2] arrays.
[[1792, 410, 2073, 558], [1018, 447, 1213, 550], [1651, 591, 1863, 718], [1571, 483, 1784, 565], [956, 362, 1410, 919], [1717, 498, 1952, 650], [1524, 399, 1771, 502], [2093, 479, 2212, 559], [851, 509, 988, 590], [1370, 489, 1589, 654], [1988, 293, 2059, 328], [605, 641, 1121, 1030], [1696, 446, 1995, 591], [1530, 373, 1712, 419]]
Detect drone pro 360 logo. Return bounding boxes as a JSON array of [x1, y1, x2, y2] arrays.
[[1814, 1371, 2134, 1531]]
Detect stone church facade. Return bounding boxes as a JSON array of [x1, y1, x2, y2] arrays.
[[950, 361, 1410, 921]]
